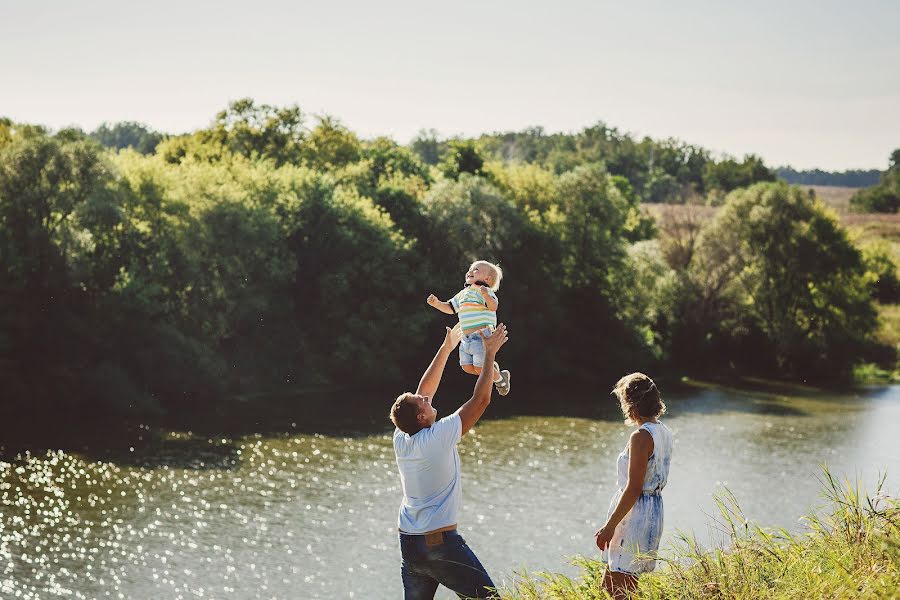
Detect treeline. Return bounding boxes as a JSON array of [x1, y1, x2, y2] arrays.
[[776, 167, 881, 188], [0, 102, 894, 417], [411, 126, 777, 204]]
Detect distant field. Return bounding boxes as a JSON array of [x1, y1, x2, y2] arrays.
[[642, 190, 900, 355], [641, 185, 893, 238], [803, 184, 858, 211]]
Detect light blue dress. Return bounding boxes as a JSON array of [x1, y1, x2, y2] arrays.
[[601, 421, 673, 574]]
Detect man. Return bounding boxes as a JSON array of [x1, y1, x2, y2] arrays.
[[390, 322, 509, 599]]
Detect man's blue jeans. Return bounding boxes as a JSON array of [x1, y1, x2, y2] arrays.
[[399, 530, 496, 599]]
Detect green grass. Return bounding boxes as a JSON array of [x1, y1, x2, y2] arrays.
[[499, 468, 899, 599]]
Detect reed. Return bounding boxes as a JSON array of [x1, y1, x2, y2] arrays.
[[500, 467, 899, 599]]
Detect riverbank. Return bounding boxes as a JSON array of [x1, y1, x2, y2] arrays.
[[500, 470, 899, 599], [0, 374, 889, 462]]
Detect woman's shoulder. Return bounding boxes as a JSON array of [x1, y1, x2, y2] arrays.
[[638, 421, 672, 443], [629, 427, 654, 446]]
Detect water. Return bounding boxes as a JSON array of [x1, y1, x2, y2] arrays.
[[2, 384, 898, 599]]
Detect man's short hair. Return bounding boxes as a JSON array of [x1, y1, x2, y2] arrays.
[[390, 392, 423, 434]]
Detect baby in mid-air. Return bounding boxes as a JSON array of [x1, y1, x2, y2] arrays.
[[427, 260, 511, 396]]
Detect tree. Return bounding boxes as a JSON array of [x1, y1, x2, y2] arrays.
[[890, 148, 900, 170], [850, 149, 900, 213], [698, 182, 878, 379], [0, 133, 121, 405], [440, 140, 485, 180], [703, 154, 776, 196], [90, 121, 163, 154], [303, 116, 361, 169], [410, 129, 443, 165], [159, 99, 306, 166], [861, 242, 900, 303]]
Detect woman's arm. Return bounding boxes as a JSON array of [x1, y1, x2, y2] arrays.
[[595, 429, 654, 550], [427, 294, 456, 315]]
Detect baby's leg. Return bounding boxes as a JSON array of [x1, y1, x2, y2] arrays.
[[471, 336, 502, 382], [462, 365, 499, 381], [459, 337, 478, 375]]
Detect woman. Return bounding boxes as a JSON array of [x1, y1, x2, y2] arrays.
[[594, 373, 673, 599]]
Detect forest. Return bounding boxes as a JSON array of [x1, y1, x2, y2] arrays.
[[1, 100, 896, 417]]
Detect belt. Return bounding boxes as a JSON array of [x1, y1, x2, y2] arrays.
[[399, 524, 458, 547], [399, 524, 457, 535]]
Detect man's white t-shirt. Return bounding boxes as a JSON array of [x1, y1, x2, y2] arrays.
[[393, 413, 462, 534]]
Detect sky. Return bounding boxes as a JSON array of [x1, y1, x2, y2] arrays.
[[2, 0, 899, 170]]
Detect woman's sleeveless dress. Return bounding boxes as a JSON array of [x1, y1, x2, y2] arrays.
[[601, 421, 673, 574]]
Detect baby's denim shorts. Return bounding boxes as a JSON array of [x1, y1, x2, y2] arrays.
[[458, 328, 493, 368]]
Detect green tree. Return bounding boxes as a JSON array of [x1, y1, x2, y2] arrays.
[[159, 99, 306, 166], [303, 116, 361, 169], [283, 178, 426, 383], [698, 182, 878, 379], [0, 133, 123, 406], [703, 154, 776, 196], [90, 121, 163, 154], [861, 241, 900, 303], [440, 140, 485, 180], [410, 129, 443, 165], [850, 148, 900, 213]]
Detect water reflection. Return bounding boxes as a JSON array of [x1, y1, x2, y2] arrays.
[[1, 384, 898, 599]]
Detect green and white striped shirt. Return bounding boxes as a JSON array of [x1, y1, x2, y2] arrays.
[[450, 287, 498, 331]]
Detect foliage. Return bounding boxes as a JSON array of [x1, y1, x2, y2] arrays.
[[851, 150, 900, 213], [0, 105, 892, 414], [697, 182, 877, 379], [410, 128, 443, 165], [90, 121, 163, 154], [440, 139, 486, 180], [861, 241, 900, 303], [302, 116, 361, 169], [703, 154, 776, 198], [158, 98, 306, 166]]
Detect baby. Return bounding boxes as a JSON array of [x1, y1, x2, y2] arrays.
[[427, 260, 511, 395]]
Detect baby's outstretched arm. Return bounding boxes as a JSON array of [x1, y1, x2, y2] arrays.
[[427, 294, 455, 315]]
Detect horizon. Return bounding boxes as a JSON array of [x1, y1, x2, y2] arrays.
[[2, 0, 899, 171]]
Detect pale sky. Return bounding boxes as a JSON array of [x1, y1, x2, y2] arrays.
[[2, 0, 899, 170]]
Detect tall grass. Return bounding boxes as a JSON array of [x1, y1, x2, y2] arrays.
[[500, 468, 898, 599]]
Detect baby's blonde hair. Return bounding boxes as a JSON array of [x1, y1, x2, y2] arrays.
[[472, 260, 503, 291]]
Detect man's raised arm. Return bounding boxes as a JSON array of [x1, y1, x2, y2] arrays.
[[415, 324, 462, 400], [456, 324, 509, 435]]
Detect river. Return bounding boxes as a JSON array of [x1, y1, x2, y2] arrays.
[[1, 383, 898, 599]]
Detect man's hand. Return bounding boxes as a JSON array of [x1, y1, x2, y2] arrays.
[[479, 323, 508, 356], [442, 324, 462, 351], [427, 294, 440, 307], [594, 524, 614, 551]]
